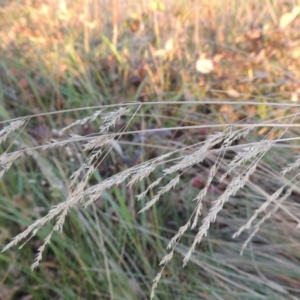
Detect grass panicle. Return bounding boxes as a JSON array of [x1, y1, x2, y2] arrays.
[[2, 100, 300, 299], [1, 1, 300, 298]]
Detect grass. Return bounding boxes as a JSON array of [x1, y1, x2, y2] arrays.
[[1, 0, 300, 299]]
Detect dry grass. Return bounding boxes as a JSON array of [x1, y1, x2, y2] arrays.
[[1, 0, 300, 299], [2, 101, 300, 298]]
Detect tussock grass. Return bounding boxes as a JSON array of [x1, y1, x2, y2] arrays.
[[1, 0, 300, 299], [2, 100, 300, 299]]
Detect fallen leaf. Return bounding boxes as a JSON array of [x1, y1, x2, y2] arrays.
[[195, 58, 214, 74], [227, 89, 240, 98], [279, 6, 300, 29]]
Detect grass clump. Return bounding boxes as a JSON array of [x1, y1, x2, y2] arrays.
[[1, 1, 300, 299], [2, 101, 300, 299]]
